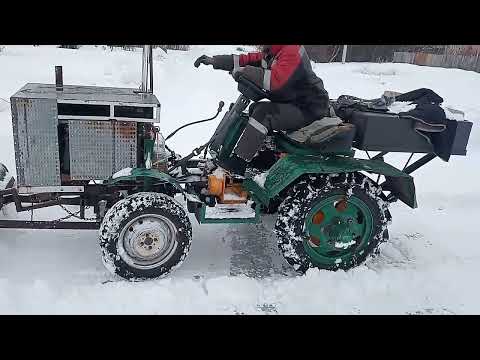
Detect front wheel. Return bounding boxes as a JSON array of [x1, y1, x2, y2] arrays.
[[99, 192, 192, 281], [275, 173, 390, 273]]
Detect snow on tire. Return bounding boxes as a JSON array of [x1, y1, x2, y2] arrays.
[[99, 192, 192, 281], [274, 172, 391, 273]]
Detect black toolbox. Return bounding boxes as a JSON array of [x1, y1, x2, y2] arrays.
[[347, 110, 472, 160]]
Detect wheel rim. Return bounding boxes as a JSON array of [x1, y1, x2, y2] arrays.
[[118, 214, 178, 270], [304, 194, 374, 267]]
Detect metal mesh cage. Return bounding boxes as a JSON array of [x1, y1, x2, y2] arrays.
[[69, 120, 137, 181]]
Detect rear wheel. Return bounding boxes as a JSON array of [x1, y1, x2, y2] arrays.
[[99, 192, 192, 281], [275, 173, 390, 273]]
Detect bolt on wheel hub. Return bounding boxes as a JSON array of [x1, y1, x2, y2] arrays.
[[304, 194, 374, 267], [131, 229, 168, 258], [118, 214, 178, 270]]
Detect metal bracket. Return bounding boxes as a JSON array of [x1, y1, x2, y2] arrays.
[[17, 186, 85, 194], [0, 220, 100, 230]]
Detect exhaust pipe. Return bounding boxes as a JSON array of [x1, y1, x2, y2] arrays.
[[140, 45, 153, 93], [55, 66, 63, 91]]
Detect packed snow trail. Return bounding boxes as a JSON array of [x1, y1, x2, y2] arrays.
[[0, 45, 479, 314]]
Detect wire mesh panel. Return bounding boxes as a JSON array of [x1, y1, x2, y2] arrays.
[[69, 120, 137, 180], [114, 121, 138, 172], [11, 98, 61, 186]]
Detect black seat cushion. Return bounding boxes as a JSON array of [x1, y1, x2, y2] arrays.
[[286, 117, 355, 147], [281, 120, 356, 153], [287, 117, 343, 142]]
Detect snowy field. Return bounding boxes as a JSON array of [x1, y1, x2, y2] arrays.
[[0, 45, 479, 314]]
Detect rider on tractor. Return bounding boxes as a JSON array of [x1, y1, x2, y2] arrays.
[[195, 45, 331, 163]]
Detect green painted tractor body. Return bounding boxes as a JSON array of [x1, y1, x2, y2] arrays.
[[107, 74, 472, 277]]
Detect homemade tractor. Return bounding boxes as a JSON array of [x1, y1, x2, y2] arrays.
[[0, 46, 473, 281]]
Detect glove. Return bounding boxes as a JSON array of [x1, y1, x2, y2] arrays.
[[194, 55, 214, 68]]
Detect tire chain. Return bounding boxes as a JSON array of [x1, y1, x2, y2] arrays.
[[27, 197, 99, 224], [57, 203, 99, 222]]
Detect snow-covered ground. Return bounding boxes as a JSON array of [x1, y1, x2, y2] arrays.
[[0, 45, 479, 314]]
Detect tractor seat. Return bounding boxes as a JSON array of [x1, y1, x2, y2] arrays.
[[284, 116, 356, 152]]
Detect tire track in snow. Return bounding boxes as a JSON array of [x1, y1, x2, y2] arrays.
[[227, 216, 297, 279]]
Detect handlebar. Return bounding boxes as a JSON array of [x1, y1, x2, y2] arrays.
[[235, 74, 265, 92], [193, 57, 268, 102], [235, 74, 268, 102]]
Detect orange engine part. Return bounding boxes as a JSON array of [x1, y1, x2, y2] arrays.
[[208, 174, 225, 197], [207, 174, 248, 204]]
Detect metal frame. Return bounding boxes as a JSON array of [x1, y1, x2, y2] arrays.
[[58, 100, 161, 123], [372, 151, 437, 203], [370, 151, 437, 177], [58, 115, 157, 123], [0, 183, 113, 230], [0, 151, 444, 230], [0, 220, 100, 230], [58, 99, 158, 107], [366, 150, 437, 177], [0, 170, 182, 230], [57, 100, 160, 123], [17, 186, 85, 194], [402, 153, 436, 175]]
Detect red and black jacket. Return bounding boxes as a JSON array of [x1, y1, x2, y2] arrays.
[[212, 45, 330, 120]]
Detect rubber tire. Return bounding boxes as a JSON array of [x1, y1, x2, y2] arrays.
[[99, 192, 192, 281], [275, 172, 391, 273]]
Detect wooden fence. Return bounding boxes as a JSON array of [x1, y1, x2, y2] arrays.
[[393, 51, 480, 73]]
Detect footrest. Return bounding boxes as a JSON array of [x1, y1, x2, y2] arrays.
[[195, 201, 260, 224]]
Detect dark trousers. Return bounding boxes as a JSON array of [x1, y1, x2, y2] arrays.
[[249, 102, 314, 133], [233, 102, 315, 166]]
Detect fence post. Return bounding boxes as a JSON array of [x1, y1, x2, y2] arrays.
[[342, 45, 348, 64]]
